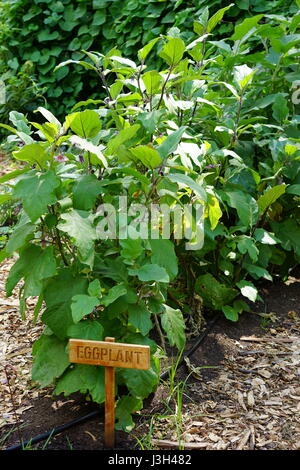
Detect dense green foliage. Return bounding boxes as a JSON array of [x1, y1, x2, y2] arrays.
[[0, 0, 299, 124], [0, 4, 300, 429]]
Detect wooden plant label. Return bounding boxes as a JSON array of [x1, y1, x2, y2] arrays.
[[69, 337, 150, 448]]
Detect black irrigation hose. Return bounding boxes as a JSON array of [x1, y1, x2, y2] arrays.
[[5, 314, 219, 451]]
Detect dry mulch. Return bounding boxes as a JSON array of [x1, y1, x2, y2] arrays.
[[0, 254, 300, 451]]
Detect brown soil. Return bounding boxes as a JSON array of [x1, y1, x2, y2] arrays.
[[1, 266, 299, 451]]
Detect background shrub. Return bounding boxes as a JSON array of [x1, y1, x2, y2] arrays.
[[0, 0, 298, 126]]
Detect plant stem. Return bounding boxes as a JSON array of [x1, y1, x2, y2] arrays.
[[156, 66, 173, 109], [154, 313, 167, 354]]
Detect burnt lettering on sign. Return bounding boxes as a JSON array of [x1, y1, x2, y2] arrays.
[[76, 346, 143, 364], [69, 339, 150, 370]]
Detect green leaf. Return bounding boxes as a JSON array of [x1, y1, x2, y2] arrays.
[[286, 185, 300, 196], [207, 193, 222, 230], [54, 364, 105, 403], [67, 319, 104, 341], [236, 280, 258, 302], [9, 111, 31, 134], [106, 124, 141, 156], [157, 127, 187, 160], [128, 302, 153, 336], [120, 366, 158, 399], [13, 171, 60, 222], [120, 239, 144, 260], [42, 269, 88, 339], [71, 295, 100, 323], [160, 304, 185, 351], [254, 228, 279, 245], [88, 279, 102, 298], [237, 236, 259, 262], [115, 395, 143, 432], [0, 169, 29, 184], [167, 173, 206, 202], [243, 263, 272, 281], [54, 59, 97, 73], [231, 15, 264, 41], [195, 273, 237, 310], [207, 4, 234, 33], [66, 110, 101, 138], [129, 145, 162, 169], [57, 209, 97, 268], [142, 71, 163, 95], [138, 37, 160, 62], [6, 245, 56, 298], [128, 264, 169, 283], [234, 64, 256, 90], [150, 239, 178, 281], [12, 143, 49, 168], [257, 185, 286, 215], [0, 194, 12, 204], [100, 284, 127, 307], [73, 174, 104, 211], [32, 334, 69, 387], [6, 221, 35, 255], [270, 219, 300, 256], [224, 191, 258, 227], [35, 107, 61, 128], [222, 305, 239, 322], [69, 135, 108, 168], [272, 94, 289, 122], [159, 37, 185, 67]]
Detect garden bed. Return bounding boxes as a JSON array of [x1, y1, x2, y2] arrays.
[[1, 257, 299, 451]]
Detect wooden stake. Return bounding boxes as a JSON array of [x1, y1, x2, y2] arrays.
[[104, 337, 115, 448]]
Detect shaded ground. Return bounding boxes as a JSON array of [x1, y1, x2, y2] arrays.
[[1, 261, 299, 451]]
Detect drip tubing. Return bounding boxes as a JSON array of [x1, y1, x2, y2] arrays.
[[5, 314, 219, 451]]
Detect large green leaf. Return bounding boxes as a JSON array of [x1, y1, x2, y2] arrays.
[[159, 37, 185, 67], [270, 219, 300, 256], [236, 280, 258, 302], [167, 173, 207, 202], [6, 221, 35, 255], [32, 334, 69, 387], [157, 127, 187, 160], [73, 174, 104, 210], [257, 185, 286, 215], [231, 15, 264, 41], [42, 269, 88, 339], [142, 71, 162, 95], [207, 4, 234, 33], [13, 171, 60, 222], [160, 304, 186, 351], [69, 135, 108, 167], [67, 319, 104, 341], [71, 294, 100, 323], [224, 190, 258, 227], [54, 364, 105, 403], [66, 110, 101, 138], [128, 264, 169, 283], [128, 302, 153, 336], [150, 239, 178, 281], [129, 145, 162, 169], [115, 395, 143, 432], [100, 283, 127, 307], [106, 124, 141, 156], [195, 273, 237, 310], [120, 366, 158, 399], [12, 143, 49, 168], [57, 209, 97, 268], [6, 245, 56, 298]]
